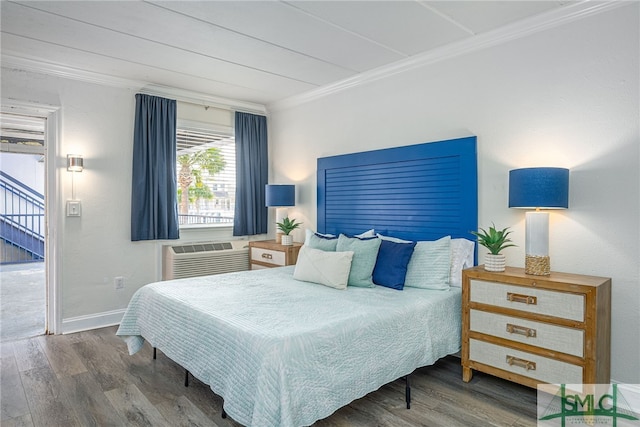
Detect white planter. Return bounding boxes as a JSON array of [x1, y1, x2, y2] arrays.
[[484, 253, 506, 272], [281, 234, 293, 246]]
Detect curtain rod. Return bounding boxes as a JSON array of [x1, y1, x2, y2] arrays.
[[138, 85, 268, 116]]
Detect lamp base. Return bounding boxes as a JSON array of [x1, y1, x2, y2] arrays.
[[525, 255, 550, 276], [275, 232, 283, 244]]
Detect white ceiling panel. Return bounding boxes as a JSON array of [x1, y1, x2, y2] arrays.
[[0, 0, 587, 106], [153, 1, 405, 72], [1, 34, 298, 104], [2, 3, 316, 96], [284, 1, 471, 55], [429, 1, 569, 34], [7, 1, 348, 86]]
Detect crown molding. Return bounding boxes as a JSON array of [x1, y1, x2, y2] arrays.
[[268, 1, 629, 112], [1, 55, 267, 115], [1, 1, 627, 115], [1, 55, 147, 89]]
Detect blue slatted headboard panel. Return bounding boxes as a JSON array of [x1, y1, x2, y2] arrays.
[[317, 136, 477, 243]]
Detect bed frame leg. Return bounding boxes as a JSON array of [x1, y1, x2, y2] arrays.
[[222, 409, 227, 419], [185, 369, 189, 387], [153, 347, 156, 360], [405, 375, 411, 409]]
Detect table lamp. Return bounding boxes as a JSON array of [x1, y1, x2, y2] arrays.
[[265, 184, 295, 244], [509, 167, 569, 275]]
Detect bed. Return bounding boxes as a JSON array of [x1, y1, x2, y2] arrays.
[[117, 136, 478, 427]]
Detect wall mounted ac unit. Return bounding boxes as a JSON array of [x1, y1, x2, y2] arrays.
[[162, 241, 249, 280]]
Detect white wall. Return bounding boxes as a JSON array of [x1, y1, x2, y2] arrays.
[[1, 74, 157, 324], [269, 5, 639, 383], [0, 153, 45, 193], [0, 71, 246, 332]]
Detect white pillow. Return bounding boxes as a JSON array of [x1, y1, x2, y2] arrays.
[[450, 238, 475, 287], [404, 236, 452, 290], [356, 228, 376, 238], [304, 228, 375, 245], [376, 233, 411, 243], [293, 245, 354, 290]]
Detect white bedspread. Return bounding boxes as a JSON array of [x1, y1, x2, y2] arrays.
[[116, 266, 461, 427]]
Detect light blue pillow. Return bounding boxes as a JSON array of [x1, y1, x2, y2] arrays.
[[307, 233, 339, 252], [304, 229, 336, 245], [336, 234, 382, 288], [404, 236, 451, 290]]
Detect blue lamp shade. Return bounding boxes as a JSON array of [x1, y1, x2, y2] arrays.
[[265, 184, 295, 207], [509, 168, 569, 209]]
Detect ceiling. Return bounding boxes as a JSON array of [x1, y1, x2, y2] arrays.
[[2, 1, 579, 108]]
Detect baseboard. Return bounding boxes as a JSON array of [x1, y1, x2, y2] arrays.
[[61, 309, 125, 334]]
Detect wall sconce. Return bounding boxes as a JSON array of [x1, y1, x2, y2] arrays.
[[509, 167, 569, 275], [66, 154, 84, 217], [67, 154, 84, 172], [265, 184, 295, 244]]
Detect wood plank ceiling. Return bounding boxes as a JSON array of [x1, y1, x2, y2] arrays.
[[1, 1, 573, 106]]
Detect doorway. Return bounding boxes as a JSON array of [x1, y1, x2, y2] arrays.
[[0, 112, 47, 342]]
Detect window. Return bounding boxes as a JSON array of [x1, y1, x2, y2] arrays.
[[176, 126, 235, 226]]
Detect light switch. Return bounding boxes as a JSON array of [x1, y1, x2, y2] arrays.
[[66, 200, 81, 217]]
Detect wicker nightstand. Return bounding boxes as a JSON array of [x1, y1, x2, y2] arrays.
[[462, 266, 611, 388], [248, 240, 302, 270]]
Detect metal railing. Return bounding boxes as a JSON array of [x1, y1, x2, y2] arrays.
[[0, 171, 45, 264], [178, 214, 234, 226]]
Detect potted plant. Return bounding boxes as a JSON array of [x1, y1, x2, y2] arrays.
[[471, 224, 516, 272], [277, 217, 302, 246]]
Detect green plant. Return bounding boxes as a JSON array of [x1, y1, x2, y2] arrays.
[[276, 217, 302, 235], [471, 223, 516, 255], [177, 148, 226, 215]]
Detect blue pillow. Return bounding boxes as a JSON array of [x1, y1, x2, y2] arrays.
[[372, 240, 417, 290]]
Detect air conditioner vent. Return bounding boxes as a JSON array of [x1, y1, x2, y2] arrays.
[[171, 242, 234, 254], [163, 240, 249, 280]]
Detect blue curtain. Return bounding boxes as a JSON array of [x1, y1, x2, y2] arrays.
[[233, 112, 268, 236], [131, 94, 179, 241]]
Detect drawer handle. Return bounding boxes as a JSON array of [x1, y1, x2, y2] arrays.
[[261, 253, 273, 260], [506, 355, 536, 371], [506, 292, 537, 305], [506, 323, 537, 338]]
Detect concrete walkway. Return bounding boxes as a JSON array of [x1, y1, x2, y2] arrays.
[[0, 262, 45, 342]]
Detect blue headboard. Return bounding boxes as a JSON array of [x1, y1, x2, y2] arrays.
[[317, 136, 477, 244]]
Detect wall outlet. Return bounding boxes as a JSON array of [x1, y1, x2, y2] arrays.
[[114, 276, 124, 290]]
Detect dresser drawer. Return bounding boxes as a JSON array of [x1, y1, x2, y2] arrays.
[[470, 309, 584, 357], [470, 279, 584, 321], [462, 267, 611, 388], [469, 339, 583, 385], [251, 247, 286, 266]]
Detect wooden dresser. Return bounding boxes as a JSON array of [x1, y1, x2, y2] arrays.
[[249, 240, 302, 270], [462, 266, 611, 388]]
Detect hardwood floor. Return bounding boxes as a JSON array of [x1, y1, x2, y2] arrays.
[[1, 326, 537, 426]]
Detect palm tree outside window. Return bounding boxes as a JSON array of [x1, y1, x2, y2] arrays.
[[176, 127, 236, 226]]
